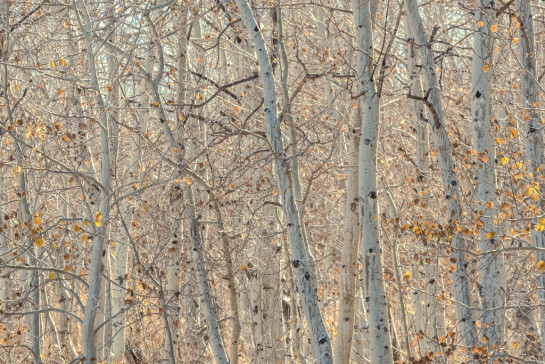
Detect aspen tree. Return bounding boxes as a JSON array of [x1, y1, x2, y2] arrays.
[[516, 0, 545, 354], [471, 0, 505, 350], [404, 0, 477, 350], [73, 1, 113, 361], [351, 0, 394, 362], [235, 0, 333, 361]]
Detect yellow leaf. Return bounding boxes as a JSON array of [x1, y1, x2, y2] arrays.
[[59, 57, 67, 67], [477, 21, 484, 28], [491, 24, 498, 32], [35, 237, 44, 247], [34, 216, 42, 225], [82, 234, 88, 242], [403, 271, 411, 281], [532, 193, 540, 202], [48, 272, 55, 280], [84, 220, 90, 227], [482, 63, 489, 73], [500, 157, 509, 165], [539, 218, 545, 225], [536, 224, 545, 232], [513, 341, 519, 348], [482, 156, 489, 163], [74, 224, 81, 232], [538, 260, 545, 272], [182, 176, 193, 185], [240, 264, 247, 271], [95, 212, 103, 227], [526, 186, 533, 197], [485, 201, 493, 209], [50, 61, 55, 68], [513, 37, 519, 44]]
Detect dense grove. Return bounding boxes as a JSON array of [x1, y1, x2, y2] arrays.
[[1, 0, 545, 363]]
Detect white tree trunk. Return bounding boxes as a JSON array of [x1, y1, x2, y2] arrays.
[[235, 0, 333, 361], [74, 2, 112, 362], [404, 14, 430, 359], [351, 0, 393, 362], [107, 16, 133, 362], [404, 15, 447, 361], [516, 0, 545, 355], [471, 0, 505, 349], [335, 105, 361, 364], [261, 205, 282, 362], [404, 0, 477, 349], [276, 6, 320, 286]]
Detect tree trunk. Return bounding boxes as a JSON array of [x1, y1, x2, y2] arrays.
[[404, 0, 477, 350], [516, 0, 545, 355], [235, 0, 333, 361], [471, 0, 505, 350], [352, 0, 394, 362], [335, 104, 361, 363], [74, 1, 112, 362]]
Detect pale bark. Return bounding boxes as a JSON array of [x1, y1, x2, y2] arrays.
[[404, 17, 429, 360], [283, 238, 306, 364], [161, 6, 188, 362], [261, 205, 283, 362], [404, 0, 477, 349], [335, 105, 361, 364], [107, 15, 132, 362], [404, 14, 446, 361], [74, 1, 112, 362], [353, 284, 367, 364], [352, 0, 393, 362], [276, 5, 319, 286], [246, 262, 265, 362], [516, 0, 545, 354], [235, 0, 333, 361], [471, 0, 505, 349]]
